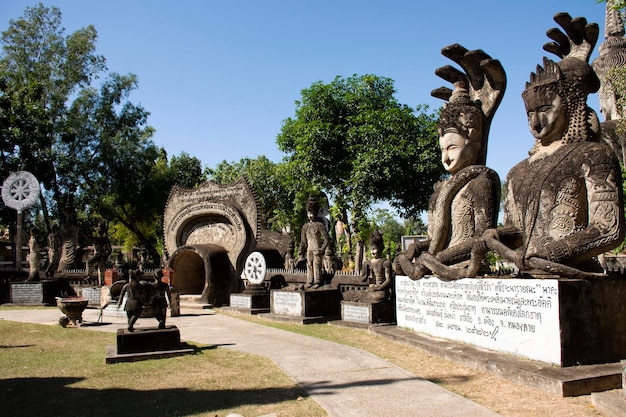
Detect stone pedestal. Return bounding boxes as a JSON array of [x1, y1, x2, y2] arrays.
[[80, 287, 101, 307], [106, 325, 193, 363], [265, 288, 341, 323], [116, 326, 181, 354], [10, 281, 59, 305], [341, 300, 395, 324], [227, 292, 270, 314], [396, 275, 626, 367]]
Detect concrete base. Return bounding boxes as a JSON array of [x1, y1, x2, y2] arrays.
[[116, 325, 181, 354], [396, 275, 626, 366], [10, 281, 62, 305], [373, 325, 622, 397], [591, 390, 626, 417], [106, 325, 194, 364], [225, 292, 270, 314], [270, 287, 341, 317], [341, 300, 395, 324], [105, 344, 194, 364]]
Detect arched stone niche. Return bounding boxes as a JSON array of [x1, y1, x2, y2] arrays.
[[163, 178, 259, 305]]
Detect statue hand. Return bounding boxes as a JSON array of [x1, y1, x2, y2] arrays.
[[543, 13, 598, 63], [432, 44, 506, 121], [482, 229, 500, 241]]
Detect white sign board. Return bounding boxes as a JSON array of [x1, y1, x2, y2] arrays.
[[396, 275, 561, 364], [271, 290, 303, 316]]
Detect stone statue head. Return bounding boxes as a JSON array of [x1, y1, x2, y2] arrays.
[[369, 229, 384, 259], [523, 13, 603, 155], [437, 82, 484, 173], [305, 195, 320, 220], [522, 56, 599, 155]]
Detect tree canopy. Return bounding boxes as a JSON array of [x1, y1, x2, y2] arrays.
[[277, 74, 443, 269], [0, 4, 205, 266]]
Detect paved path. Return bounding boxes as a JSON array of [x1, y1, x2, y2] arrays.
[[0, 308, 501, 417]]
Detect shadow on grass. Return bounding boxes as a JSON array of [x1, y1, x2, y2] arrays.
[[0, 377, 310, 417], [299, 375, 427, 396]]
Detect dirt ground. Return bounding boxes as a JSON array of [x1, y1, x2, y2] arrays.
[[368, 334, 614, 417], [231, 312, 618, 417]]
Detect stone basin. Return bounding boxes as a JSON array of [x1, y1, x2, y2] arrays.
[[56, 297, 88, 326]]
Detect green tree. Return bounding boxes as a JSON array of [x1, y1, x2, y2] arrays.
[[0, 4, 188, 266], [370, 208, 404, 261], [207, 156, 304, 232], [169, 152, 206, 189], [277, 74, 443, 271]]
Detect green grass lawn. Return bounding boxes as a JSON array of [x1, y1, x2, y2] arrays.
[[0, 319, 326, 417]]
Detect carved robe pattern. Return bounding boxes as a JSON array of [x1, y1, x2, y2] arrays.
[[504, 140, 624, 266], [428, 165, 500, 265]]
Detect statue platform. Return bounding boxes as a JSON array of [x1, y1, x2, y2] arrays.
[[395, 274, 626, 367], [105, 325, 194, 364], [340, 300, 395, 325], [260, 287, 341, 324], [10, 281, 69, 305], [223, 291, 270, 314]]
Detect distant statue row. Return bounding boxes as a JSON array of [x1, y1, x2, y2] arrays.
[[27, 217, 112, 285], [396, 12, 624, 281]]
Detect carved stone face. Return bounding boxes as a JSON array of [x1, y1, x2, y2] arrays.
[[524, 88, 567, 146], [439, 132, 476, 174], [371, 245, 381, 259]]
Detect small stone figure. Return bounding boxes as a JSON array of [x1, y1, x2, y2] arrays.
[[355, 230, 393, 303], [297, 196, 331, 289], [27, 227, 43, 282], [58, 196, 79, 271], [117, 269, 143, 332], [394, 44, 504, 280], [45, 223, 61, 277], [473, 13, 625, 278], [150, 269, 171, 329], [87, 220, 112, 285]]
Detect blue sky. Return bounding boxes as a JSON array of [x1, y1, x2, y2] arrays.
[[0, 1, 611, 214]]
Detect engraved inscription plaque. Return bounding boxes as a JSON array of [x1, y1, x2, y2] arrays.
[[230, 294, 252, 309], [396, 275, 560, 364], [271, 290, 303, 316]]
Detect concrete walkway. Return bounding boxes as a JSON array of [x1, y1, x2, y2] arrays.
[[0, 307, 501, 417]]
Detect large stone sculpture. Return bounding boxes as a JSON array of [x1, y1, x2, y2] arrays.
[[27, 227, 43, 282], [592, 0, 626, 165], [473, 13, 625, 279], [592, 0, 626, 124], [297, 195, 331, 289], [394, 44, 505, 280], [44, 223, 61, 277], [58, 196, 79, 271]]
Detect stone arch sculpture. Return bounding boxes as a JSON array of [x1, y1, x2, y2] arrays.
[[163, 178, 260, 305]]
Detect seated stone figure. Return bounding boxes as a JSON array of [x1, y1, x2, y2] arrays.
[[473, 13, 625, 279], [344, 229, 393, 303], [394, 44, 505, 280]]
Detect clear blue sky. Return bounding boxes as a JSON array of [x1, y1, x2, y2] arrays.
[[0, 1, 611, 212]]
